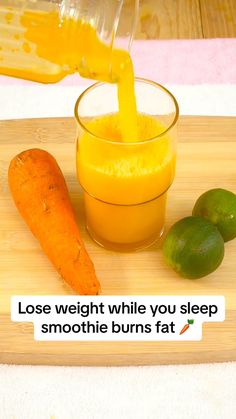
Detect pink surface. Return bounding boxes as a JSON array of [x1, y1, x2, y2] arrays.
[[0, 38, 236, 86]]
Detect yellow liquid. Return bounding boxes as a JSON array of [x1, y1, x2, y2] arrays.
[[77, 114, 176, 250], [1, 8, 176, 249]]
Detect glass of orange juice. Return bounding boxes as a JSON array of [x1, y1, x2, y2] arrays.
[[75, 78, 179, 251]]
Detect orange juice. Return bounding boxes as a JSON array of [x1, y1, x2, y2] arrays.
[[76, 110, 177, 251]]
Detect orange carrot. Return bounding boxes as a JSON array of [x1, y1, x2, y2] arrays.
[[8, 148, 101, 295], [179, 319, 194, 335]]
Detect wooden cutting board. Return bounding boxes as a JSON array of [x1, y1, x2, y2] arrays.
[[0, 116, 235, 366]]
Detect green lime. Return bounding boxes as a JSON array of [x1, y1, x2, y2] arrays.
[[163, 216, 224, 279], [192, 188, 236, 242]]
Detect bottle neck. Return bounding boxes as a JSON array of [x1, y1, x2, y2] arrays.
[[113, 0, 139, 52], [59, 0, 139, 82]]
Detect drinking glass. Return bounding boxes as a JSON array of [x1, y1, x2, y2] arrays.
[[75, 78, 179, 251]]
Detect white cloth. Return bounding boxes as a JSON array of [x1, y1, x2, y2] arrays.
[[0, 362, 235, 419], [0, 83, 236, 418], [0, 84, 236, 120]]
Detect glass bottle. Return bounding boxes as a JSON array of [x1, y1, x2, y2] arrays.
[[0, 0, 139, 83]]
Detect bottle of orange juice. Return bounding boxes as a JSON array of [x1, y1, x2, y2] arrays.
[[0, 0, 139, 83]]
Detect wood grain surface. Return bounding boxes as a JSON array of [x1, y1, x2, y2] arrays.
[[131, 0, 236, 39], [0, 116, 236, 366], [136, 0, 203, 39], [200, 0, 236, 38]]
